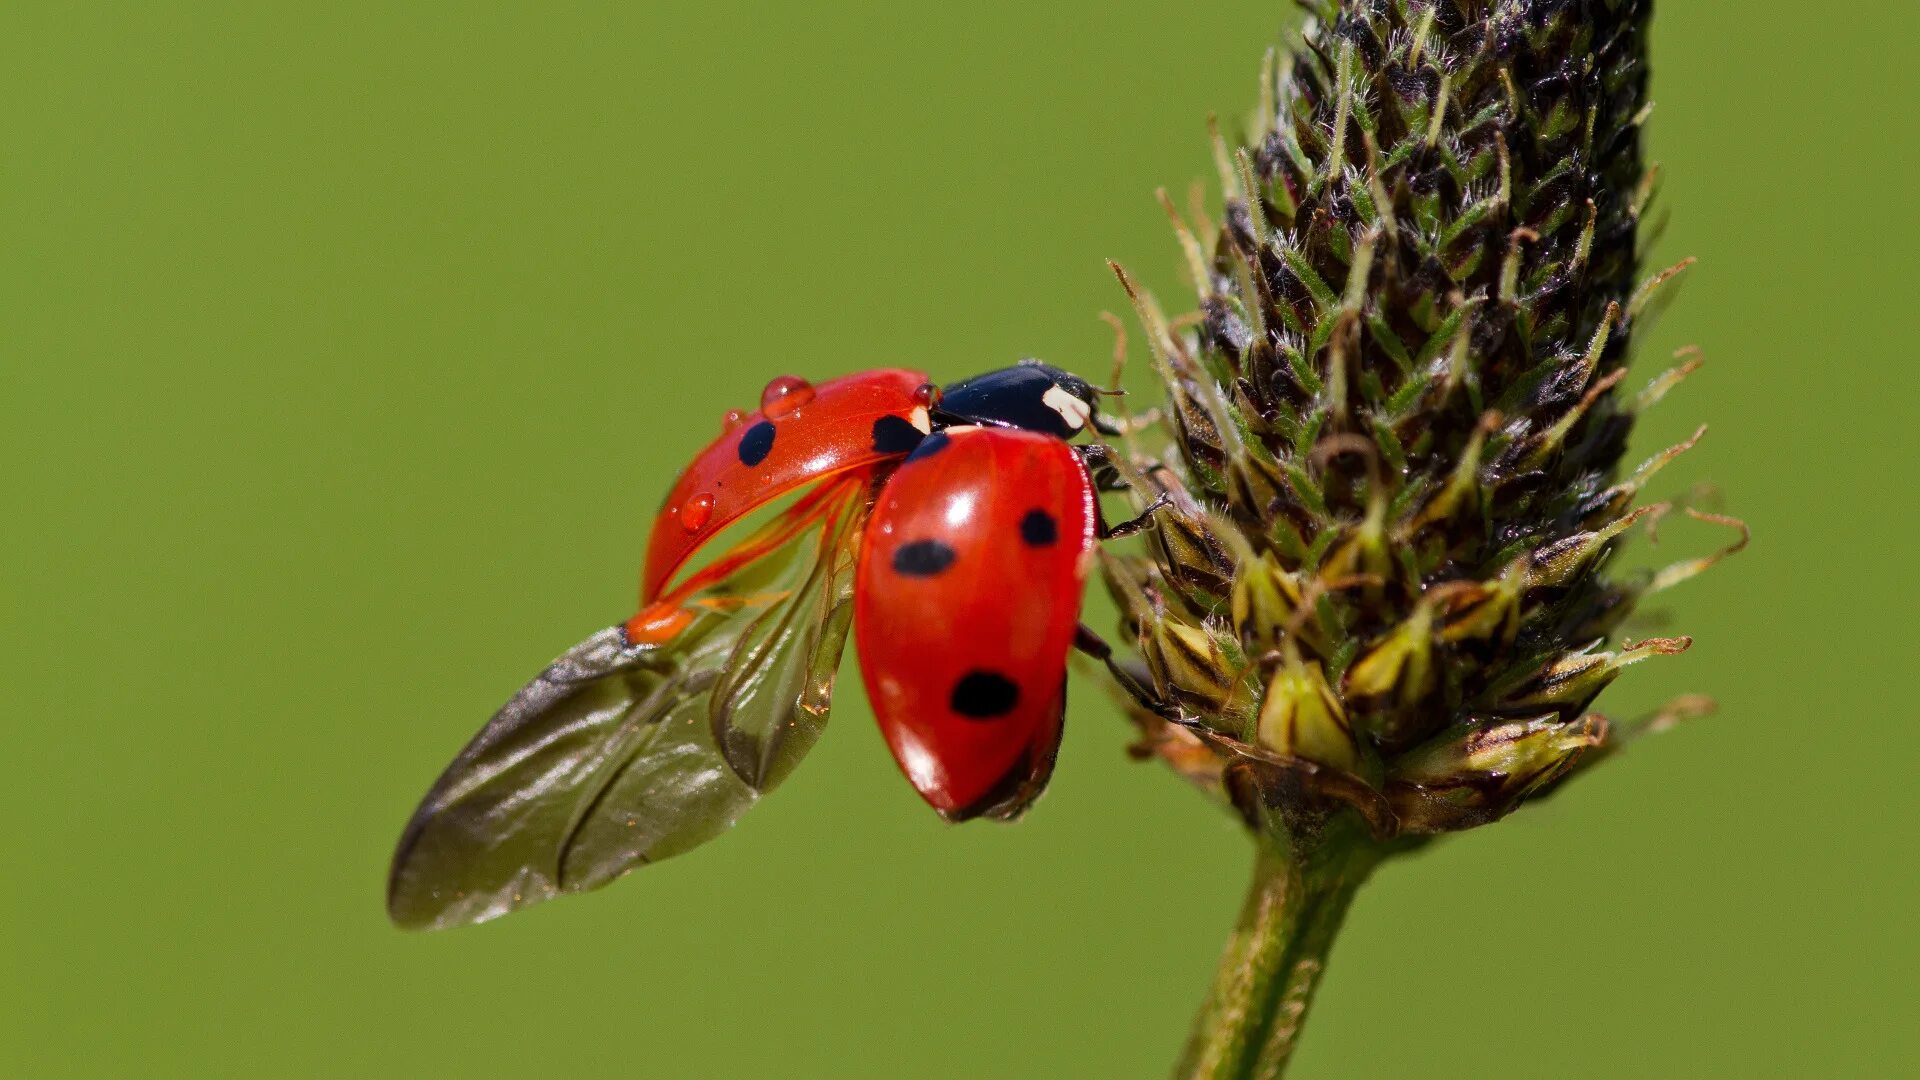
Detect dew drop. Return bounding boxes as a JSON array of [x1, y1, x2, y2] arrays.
[[679, 492, 716, 532], [913, 382, 942, 408], [760, 375, 815, 418], [721, 408, 748, 432]]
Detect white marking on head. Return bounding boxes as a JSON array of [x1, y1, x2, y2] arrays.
[[910, 406, 932, 433], [1041, 384, 1092, 432]]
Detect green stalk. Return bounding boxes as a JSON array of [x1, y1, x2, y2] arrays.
[[1178, 833, 1380, 1079]]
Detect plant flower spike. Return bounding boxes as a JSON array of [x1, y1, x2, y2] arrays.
[[1098, 1, 1740, 1074], [387, 1, 1738, 1076]]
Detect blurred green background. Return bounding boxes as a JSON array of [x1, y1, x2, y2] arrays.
[[5, 2, 1913, 1076]]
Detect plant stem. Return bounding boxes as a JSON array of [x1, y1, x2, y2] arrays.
[[1176, 835, 1379, 1079]]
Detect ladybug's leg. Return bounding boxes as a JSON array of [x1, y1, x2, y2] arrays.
[[1073, 441, 1133, 493], [1098, 492, 1173, 541], [1076, 442, 1172, 535], [1072, 624, 1187, 724]]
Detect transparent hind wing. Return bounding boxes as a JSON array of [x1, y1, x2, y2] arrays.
[[388, 478, 870, 930]]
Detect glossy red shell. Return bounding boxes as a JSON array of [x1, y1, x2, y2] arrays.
[[853, 426, 1096, 819], [643, 368, 930, 600]]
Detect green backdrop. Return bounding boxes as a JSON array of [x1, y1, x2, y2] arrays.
[[6, 3, 1913, 1076]]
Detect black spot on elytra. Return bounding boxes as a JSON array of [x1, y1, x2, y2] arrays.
[[737, 421, 776, 467], [905, 431, 949, 462], [1019, 508, 1057, 546], [892, 539, 956, 577], [871, 414, 924, 454], [950, 670, 1020, 719]]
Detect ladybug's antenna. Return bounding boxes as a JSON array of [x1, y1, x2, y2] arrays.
[[1098, 310, 1130, 396], [1094, 311, 1137, 442]]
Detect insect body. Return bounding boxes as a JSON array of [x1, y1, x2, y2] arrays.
[[389, 360, 1125, 929]]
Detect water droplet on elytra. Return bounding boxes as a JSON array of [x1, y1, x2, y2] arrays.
[[913, 382, 942, 408], [721, 409, 748, 432], [760, 375, 815, 418], [679, 492, 716, 532]]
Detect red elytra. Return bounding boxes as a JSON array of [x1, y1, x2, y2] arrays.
[[854, 426, 1097, 820], [642, 368, 930, 600]]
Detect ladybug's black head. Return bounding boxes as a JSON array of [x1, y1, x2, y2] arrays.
[[935, 359, 1105, 440]]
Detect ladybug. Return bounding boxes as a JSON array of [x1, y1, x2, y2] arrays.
[[388, 360, 1164, 929]]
